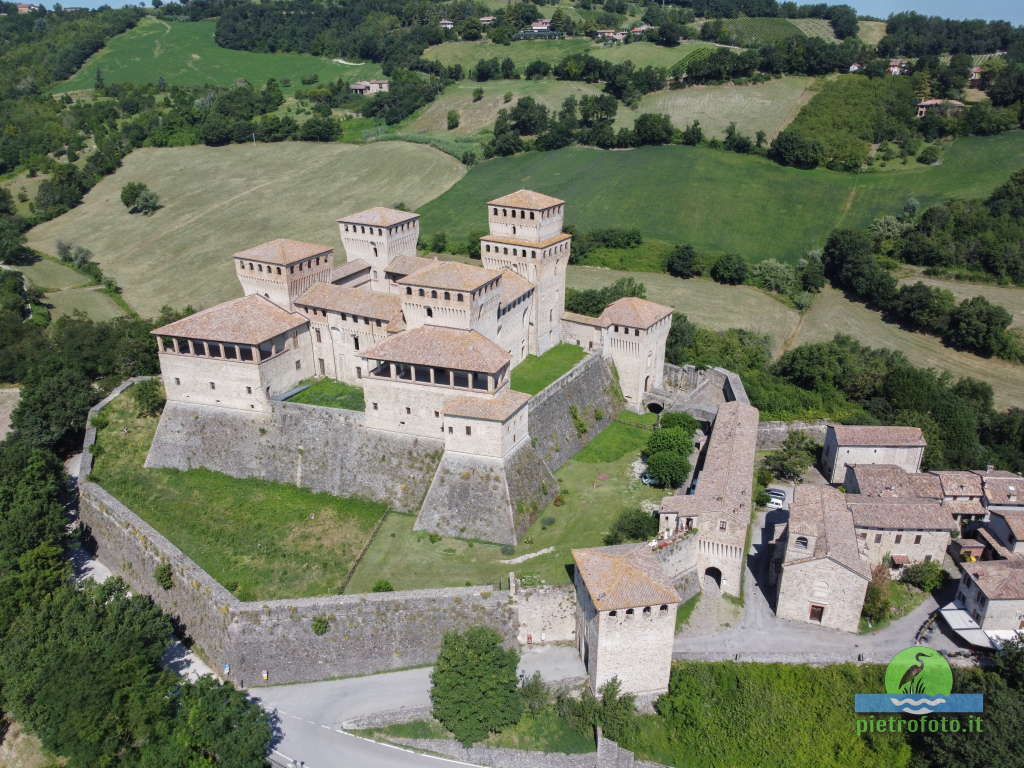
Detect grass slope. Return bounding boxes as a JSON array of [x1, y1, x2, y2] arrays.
[[0, 387, 18, 442], [90, 392, 389, 600], [424, 39, 712, 70], [46, 285, 124, 322], [614, 76, 816, 140], [510, 343, 586, 394], [418, 132, 1024, 265], [857, 20, 888, 46], [787, 17, 838, 42], [53, 17, 382, 94], [26, 142, 465, 317], [718, 16, 804, 46]]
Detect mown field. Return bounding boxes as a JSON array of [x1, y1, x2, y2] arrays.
[[717, 16, 803, 46], [787, 17, 837, 42], [857, 20, 888, 46], [419, 131, 1024, 266], [614, 76, 816, 140], [26, 142, 465, 317], [423, 39, 712, 71], [53, 17, 380, 94]]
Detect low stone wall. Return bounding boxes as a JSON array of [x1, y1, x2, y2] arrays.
[[529, 355, 623, 473], [756, 419, 828, 450]]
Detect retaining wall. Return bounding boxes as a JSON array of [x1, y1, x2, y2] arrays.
[[386, 734, 667, 768], [756, 419, 828, 450]]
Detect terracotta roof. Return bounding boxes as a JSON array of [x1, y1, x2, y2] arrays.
[[847, 497, 957, 531], [694, 401, 759, 549], [233, 238, 333, 266], [891, 554, 911, 565], [660, 494, 703, 516], [332, 259, 370, 283], [981, 476, 1024, 506], [930, 470, 983, 498], [399, 261, 501, 292], [385, 254, 434, 277], [562, 311, 607, 328], [572, 543, 680, 611], [443, 390, 530, 422], [337, 207, 419, 228], [993, 511, 1024, 542], [942, 500, 987, 519], [831, 425, 926, 448], [481, 232, 572, 249], [785, 485, 869, 579], [499, 270, 534, 304], [848, 464, 942, 499], [489, 189, 564, 209], [963, 560, 1024, 599], [600, 297, 673, 329], [363, 325, 509, 373], [152, 294, 306, 345], [294, 283, 401, 322]]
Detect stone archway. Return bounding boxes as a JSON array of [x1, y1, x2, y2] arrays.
[[704, 567, 722, 590]]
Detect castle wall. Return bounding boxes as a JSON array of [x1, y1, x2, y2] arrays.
[[513, 583, 576, 644], [159, 353, 267, 412], [756, 420, 829, 450], [593, 604, 677, 696], [654, 533, 700, 600], [145, 399, 442, 512]]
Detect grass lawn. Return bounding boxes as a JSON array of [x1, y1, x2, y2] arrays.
[[510, 343, 587, 394], [674, 592, 701, 632], [344, 412, 662, 592], [89, 391, 389, 600], [53, 17, 381, 95], [859, 581, 928, 634], [26, 142, 465, 317], [423, 39, 712, 71], [286, 378, 365, 410], [418, 132, 1024, 266], [45, 286, 125, 322], [614, 76, 816, 141], [16, 255, 90, 292], [575, 238, 676, 272]]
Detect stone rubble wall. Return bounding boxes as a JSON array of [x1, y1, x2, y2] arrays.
[[384, 735, 668, 768], [654, 534, 700, 602], [756, 419, 829, 450], [512, 582, 576, 645]]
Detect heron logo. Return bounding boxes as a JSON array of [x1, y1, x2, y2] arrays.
[[855, 646, 983, 715]]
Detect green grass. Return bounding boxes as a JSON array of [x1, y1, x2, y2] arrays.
[[418, 132, 1024, 266], [45, 286, 125, 321], [674, 592, 701, 631], [423, 39, 712, 71], [89, 391, 389, 600], [510, 343, 587, 394], [26, 142, 465, 317], [717, 16, 804, 46], [17, 255, 91, 292], [576, 239, 675, 272], [859, 581, 927, 634], [53, 17, 382, 94], [786, 18, 838, 42], [857, 20, 888, 46], [345, 410, 664, 592], [614, 76, 816, 141], [287, 378, 365, 410]]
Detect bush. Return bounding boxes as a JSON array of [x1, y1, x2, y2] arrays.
[[660, 411, 698, 432], [520, 671, 549, 714], [121, 181, 160, 214], [90, 412, 109, 430], [447, 110, 460, 130], [154, 562, 173, 590], [372, 580, 394, 592], [311, 616, 330, 635], [710, 253, 747, 285], [666, 244, 699, 278], [762, 432, 818, 481], [131, 378, 165, 417], [917, 144, 940, 165], [604, 508, 659, 545], [472, 87, 484, 102], [861, 565, 891, 623], [645, 450, 690, 488], [900, 560, 946, 592], [500, 544, 515, 556]]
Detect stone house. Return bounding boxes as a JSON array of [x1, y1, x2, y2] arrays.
[[350, 80, 390, 95], [987, 511, 1024, 555], [572, 544, 680, 696], [957, 559, 1024, 632], [974, 468, 1024, 516], [916, 98, 966, 118], [822, 425, 926, 484], [774, 486, 870, 633], [844, 463, 941, 498], [847, 497, 957, 569]]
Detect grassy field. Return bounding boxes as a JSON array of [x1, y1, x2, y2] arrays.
[[89, 391, 390, 600], [53, 17, 380, 94], [286, 379, 365, 410], [614, 76, 816, 140], [17, 256, 89, 292], [404, 79, 604, 137], [718, 16, 803, 46], [418, 132, 1024, 266], [510, 343, 586, 394], [345, 412, 662, 592], [787, 17, 837, 42], [0, 387, 18, 442], [423, 39, 712, 70], [45, 285, 125, 322], [857, 20, 888, 46], [26, 142, 465, 317]]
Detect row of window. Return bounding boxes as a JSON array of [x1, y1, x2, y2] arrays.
[[612, 325, 643, 336], [369, 362, 493, 390], [238, 255, 326, 275], [491, 205, 559, 219], [341, 220, 415, 236], [860, 532, 926, 545], [161, 337, 268, 361], [498, 289, 532, 318], [482, 241, 569, 259], [299, 304, 384, 328], [607, 605, 670, 618], [405, 287, 465, 302]]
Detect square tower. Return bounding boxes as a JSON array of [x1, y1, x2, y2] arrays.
[[337, 208, 420, 293], [397, 261, 503, 340], [233, 239, 334, 312], [480, 190, 571, 356]]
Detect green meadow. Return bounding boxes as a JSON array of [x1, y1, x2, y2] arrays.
[[423, 39, 713, 71]]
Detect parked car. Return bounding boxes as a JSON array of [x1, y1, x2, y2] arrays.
[[766, 488, 786, 500], [641, 472, 658, 486], [767, 497, 786, 510]]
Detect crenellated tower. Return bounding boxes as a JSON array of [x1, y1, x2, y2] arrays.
[[337, 208, 420, 293]]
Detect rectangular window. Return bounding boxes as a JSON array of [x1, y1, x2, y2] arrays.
[[894, 534, 902, 545], [246, 386, 252, 395], [914, 534, 922, 545], [453, 371, 469, 388], [414, 366, 431, 383], [174, 377, 180, 386], [356, 366, 362, 378], [472, 372, 489, 390], [239, 346, 253, 361], [718, 520, 727, 531], [465, 426, 472, 436], [447, 426, 453, 434], [209, 382, 215, 390], [434, 411, 440, 418], [319, 358, 325, 375], [208, 342, 222, 358], [405, 407, 411, 415], [295, 360, 301, 370], [874, 533, 882, 544], [353, 336, 360, 351], [224, 345, 237, 360], [315, 328, 322, 343], [372, 402, 378, 410]]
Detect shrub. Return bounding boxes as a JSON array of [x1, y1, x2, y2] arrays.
[[569, 404, 588, 436], [90, 412, 109, 430], [541, 516, 556, 527], [861, 565, 891, 623], [431, 231, 448, 253], [604, 508, 659, 545], [121, 181, 159, 214], [645, 450, 690, 488], [131, 379, 165, 417], [472, 87, 484, 102], [520, 671, 549, 714], [710, 253, 747, 285], [500, 544, 515, 556], [154, 562, 173, 590], [900, 560, 946, 592], [372, 580, 394, 592], [659, 411, 699, 432], [917, 144, 940, 165], [311, 616, 330, 635], [646, 426, 694, 457], [666, 244, 700, 278], [447, 110, 460, 130], [763, 432, 818, 481]]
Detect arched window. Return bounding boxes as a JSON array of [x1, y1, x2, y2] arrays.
[[426, 307, 433, 318], [795, 536, 809, 550], [431, 290, 437, 298]]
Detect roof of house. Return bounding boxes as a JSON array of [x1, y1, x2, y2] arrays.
[[659, 494, 703, 516], [362, 325, 509, 373], [337, 207, 419, 228], [488, 189, 564, 209], [443, 390, 531, 422], [294, 283, 402, 322], [963, 560, 1024, 600], [848, 464, 942, 499], [600, 297, 673, 329], [830, 425, 926, 448], [942, 499, 987, 519], [398, 261, 501, 293], [992, 511, 1024, 542], [151, 294, 306, 345], [785, 485, 870, 579], [981, 476, 1024, 506], [847, 496, 957, 531], [930, 470, 983, 498], [481, 232, 573, 249], [499, 270, 534, 305], [562, 311, 607, 328], [385, 254, 434, 277], [233, 238, 333, 266], [572, 543, 681, 611], [332, 259, 371, 283], [918, 98, 965, 106]]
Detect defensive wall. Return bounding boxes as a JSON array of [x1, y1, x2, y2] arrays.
[[755, 419, 829, 450], [654, 532, 701, 603]]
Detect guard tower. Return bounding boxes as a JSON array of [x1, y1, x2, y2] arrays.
[[337, 207, 420, 292], [480, 190, 571, 356], [233, 238, 334, 312]]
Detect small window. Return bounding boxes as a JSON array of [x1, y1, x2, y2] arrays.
[[609, 610, 617, 617], [174, 377, 180, 386], [209, 382, 216, 390], [447, 426, 453, 434], [315, 328, 322, 343], [659, 604, 668, 614], [406, 287, 412, 295], [295, 360, 301, 370], [795, 536, 809, 550], [894, 534, 902, 545], [914, 534, 922, 545], [246, 386, 252, 395], [457, 294, 464, 302], [434, 411, 440, 418], [405, 407, 411, 415], [426, 307, 433, 318], [719, 520, 727, 531], [642, 606, 651, 615], [465, 426, 472, 436], [625, 608, 634, 617], [372, 402, 378, 410], [874, 533, 882, 544]]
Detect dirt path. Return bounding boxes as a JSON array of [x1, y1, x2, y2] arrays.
[[0, 387, 19, 441]]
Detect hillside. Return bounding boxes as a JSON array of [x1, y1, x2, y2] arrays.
[[417, 132, 1024, 264], [423, 39, 713, 70], [52, 17, 379, 94], [25, 142, 465, 316]]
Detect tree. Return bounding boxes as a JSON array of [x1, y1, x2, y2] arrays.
[[133, 188, 161, 215], [798, 255, 825, 292], [861, 565, 891, 624], [710, 253, 747, 285], [431, 231, 448, 252], [604, 508, 659, 545], [131, 378, 165, 417], [0, 216, 27, 265], [645, 450, 690, 488], [447, 110, 460, 130], [763, 432, 818, 481], [10, 358, 97, 452], [431, 627, 522, 746], [633, 113, 673, 145], [900, 559, 946, 592], [681, 120, 703, 145], [122, 182, 161, 215], [770, 129, 824, 169], [944, 296, 1013, 357], [666, 244, 699, 278], [647, 426, 695, 457]]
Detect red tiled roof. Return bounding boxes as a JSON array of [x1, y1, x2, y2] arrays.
[[572, 543, 680, 611], [152, 295, 306, 345]]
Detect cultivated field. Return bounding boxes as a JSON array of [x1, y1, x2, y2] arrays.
[[404, 79, 604, 136], [26, 142, 465, 317], [423, 39, 712, 71], [857, 20, 888, 46], [0, 387, 18, 442], [718, 17, 803, 46], [787, 17, 837, 42], [53, 17, 380, 94], [419, 131, 1024, 266], [614, 76, 816, 140], [898, 273, 1024, 328]]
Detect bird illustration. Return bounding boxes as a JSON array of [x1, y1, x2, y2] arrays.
[[898, 652, 931, 693]]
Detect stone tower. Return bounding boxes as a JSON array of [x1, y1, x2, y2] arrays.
[[480, 190, 571, 356], [337, 208, 420, 293], [233, 238, 334, 312]]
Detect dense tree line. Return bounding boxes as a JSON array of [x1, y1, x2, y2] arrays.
[[878, 11, 1023, 57]]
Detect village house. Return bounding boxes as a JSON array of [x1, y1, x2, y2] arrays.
[[349, 80, 390, 95], [969, 66, 983, 87], [479, 15, 495, 25], [916, 98, 966, 118], [956, 559, 1024, 636], [987, 510, 1024, 555], [439, 18, 454, 30], [572, 544, 681, 696], [822, 424, 926, 484], [847, 496, 957, 569]]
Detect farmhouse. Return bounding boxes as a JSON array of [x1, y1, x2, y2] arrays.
[[439, 18, 454, 29], [350, 80, 390, 95], [479, 15, 495, 25], [916, 98, 966, 118], [822, 424, 926, 484]]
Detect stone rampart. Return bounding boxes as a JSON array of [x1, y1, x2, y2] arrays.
[[529, 354, 623, 472], [513, 581, 576, 644], [756, 419, 828, 450], [145, 399, 443, 512], [654, 533, 700, 602]]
